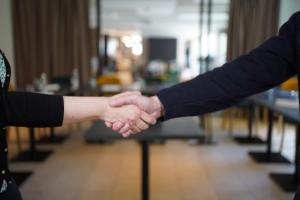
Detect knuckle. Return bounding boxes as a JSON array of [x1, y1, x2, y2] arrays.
[[131, 113, 140, 121], [129, 116, 136, 122]]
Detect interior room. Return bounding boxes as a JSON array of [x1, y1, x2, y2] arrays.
[[0, 0, 300, 199]]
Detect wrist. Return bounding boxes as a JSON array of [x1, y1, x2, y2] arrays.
[[151, 96, 165, 118], [98, 97, 110, 120]]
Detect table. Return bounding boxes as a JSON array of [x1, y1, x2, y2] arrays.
[[37, 127, 69, 144], [11, 128, 53, 162], [248, 91, 300, 191], [5, 128, 33, 186], [84, 117, 204, 200], [233, 102, 265, 144]]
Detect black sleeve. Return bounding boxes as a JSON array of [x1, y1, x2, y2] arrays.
[[157, 12, 299, 120], [0, 92, 64, 127]]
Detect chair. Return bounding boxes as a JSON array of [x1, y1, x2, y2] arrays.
[[222, 101, 251, 136]]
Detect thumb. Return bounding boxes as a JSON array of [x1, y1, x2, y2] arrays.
[[151, 111, 161, 119], [110, 95, 138, 107]]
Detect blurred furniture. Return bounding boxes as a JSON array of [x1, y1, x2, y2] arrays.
[[11, 128, 53, 162], [280, 78, 298, 91], [222, 102, 265, 144], [198, 114, 215, 144], [248, 91, 299, 191], [6, 128, 33, 186], [97, 74, 122, 96], [97, 74, 121, 85], [277, 78, 298, 154], [84, 117, 204, 200], [116, 58, 133, 85]]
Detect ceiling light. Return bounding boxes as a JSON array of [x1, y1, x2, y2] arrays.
[[132, 43, 143, 56]]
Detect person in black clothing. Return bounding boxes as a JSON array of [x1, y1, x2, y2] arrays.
[[106, 11, 300, 199], [0, 50, 156, 199]]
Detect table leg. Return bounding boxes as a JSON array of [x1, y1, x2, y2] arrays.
[[11, 128, 53, 162], [269, 124, 300, 192], [266, 110, 273, 156], [141, 141, 149, 200], [234, 103, 265, 144], [50, 127, 55, 142], [295, 124, 300, 182], [15, 127, 22, 154], [249, 110, 290, 163], [194, 115, 215, 144], [37, 127, 69, 144], [248, 104, 254, 140], [29, 128, 36, 160]]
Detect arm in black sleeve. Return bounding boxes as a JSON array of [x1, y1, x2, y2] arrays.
[[157, 12, 299, 120], [0, 92, 64, 127]]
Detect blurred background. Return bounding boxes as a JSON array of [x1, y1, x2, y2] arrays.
[[0, 0, 300, 200]]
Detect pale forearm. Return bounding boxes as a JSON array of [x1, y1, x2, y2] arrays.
[[62, 95, 156, 136], [62, 96, 108, 124]]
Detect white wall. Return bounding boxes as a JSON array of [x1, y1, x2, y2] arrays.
[[0, 0, 16, 85], [279, 0, 300, 27]]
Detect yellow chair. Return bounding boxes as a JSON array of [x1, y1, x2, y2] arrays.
[[97, 74, 122, 96], [97, 74, 121, 85], [280, 78, 298, 91]]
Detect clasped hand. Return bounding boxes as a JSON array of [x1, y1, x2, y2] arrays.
[[104, 91, 163, 137]]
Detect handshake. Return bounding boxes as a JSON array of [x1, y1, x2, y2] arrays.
[[103, 91, 164, 137]]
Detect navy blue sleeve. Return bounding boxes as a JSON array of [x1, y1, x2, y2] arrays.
[[0, 92, 64, 127], [157, 12, 299, 120]]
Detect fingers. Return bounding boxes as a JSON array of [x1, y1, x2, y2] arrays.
[[141, 111, 156, 125], [105, 121, 113, 128], [110, 119, 149, 138], [119, 123, 131, 134], [128, 123, 142, 134], [122, 130, 132, 138], [135, 118, 149, 131], [106, 122, 133, 138], [112, 122, 125, 132], [119, 111, 153, 135], [105, 121, 127, 133]]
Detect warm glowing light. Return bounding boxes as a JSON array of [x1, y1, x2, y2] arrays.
[[132, 43, 143, 56], [132, 35, 142, 43], [121, 36, 133, 48]]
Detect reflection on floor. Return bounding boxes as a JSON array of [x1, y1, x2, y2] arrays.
[[8, 116, 296, 200]]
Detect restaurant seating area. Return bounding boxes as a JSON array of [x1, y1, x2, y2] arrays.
[[1, 0, 300, 199]]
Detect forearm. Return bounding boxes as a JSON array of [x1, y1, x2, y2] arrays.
[[1, 92, 64, 127], [157, 12, 298, 120], [63, 96, 108, 124]]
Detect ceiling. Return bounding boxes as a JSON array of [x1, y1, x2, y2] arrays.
[[92, 0, 230, 38]]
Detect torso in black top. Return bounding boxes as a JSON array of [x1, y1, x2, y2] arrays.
[[0, 50, 17, 195], [0, 48, 64, 200], [0, 50, 64, 200]]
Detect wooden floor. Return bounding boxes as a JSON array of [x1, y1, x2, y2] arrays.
[[7, 116, 296, 200]]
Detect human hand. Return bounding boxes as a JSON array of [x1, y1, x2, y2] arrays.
[[105, 91, 164, 136], [103, 96, 157, 137]]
